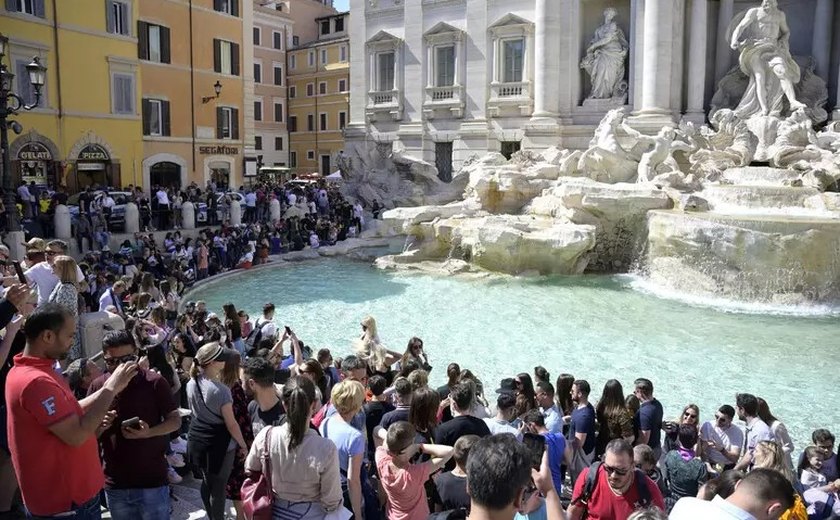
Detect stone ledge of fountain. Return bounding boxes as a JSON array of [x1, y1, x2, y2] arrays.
[[721, 167, 805, 186], [700, 184, 822, 211], [644, 210, 840, 304]]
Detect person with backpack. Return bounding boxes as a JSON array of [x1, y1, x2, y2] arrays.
[[244, 303, 277, 355], [567, 439, 665, 519]]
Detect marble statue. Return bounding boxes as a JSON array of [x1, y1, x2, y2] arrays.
[[580, 8, 628, 101], [684, 109, 756, 179], [621, 125, 692, 183], [729, 0, 805, 118], [576, 109, 638, 182]]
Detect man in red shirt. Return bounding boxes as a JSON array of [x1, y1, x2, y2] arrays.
[[568, 439, 666, 520], [4, 303, 136, 519]]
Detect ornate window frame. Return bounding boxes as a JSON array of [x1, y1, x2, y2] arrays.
[[423, 21, 465, 119], [365, 30, 403, 122], [487, 13, 535, 117]]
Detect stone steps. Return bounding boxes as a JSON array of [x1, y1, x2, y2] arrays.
[[700, 184, 822, 211], [720, 167, 804, 186]]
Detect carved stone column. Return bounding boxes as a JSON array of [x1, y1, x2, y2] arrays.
[[685, 0, 709, 123]]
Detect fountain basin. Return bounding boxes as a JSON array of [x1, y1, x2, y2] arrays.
[[645, 210, 840, 304]]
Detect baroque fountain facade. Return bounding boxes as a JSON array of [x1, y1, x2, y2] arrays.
[[338, 1, 840, 306]]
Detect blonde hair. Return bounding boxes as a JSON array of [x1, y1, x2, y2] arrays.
[[53, 255, 78, 286], [753, 440, 796, 483], [360, 315, 379, 341], [331, 380, 365, 416], [407, 369, 428, 390], [190, 341, 224, 379]]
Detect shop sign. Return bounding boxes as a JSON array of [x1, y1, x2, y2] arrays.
[[78, 144, 110, 161], [17, 142, 52, 162], [199, 145, 239, 155]]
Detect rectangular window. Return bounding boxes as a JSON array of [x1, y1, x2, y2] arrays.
[[274, 137, 283, 151], [290, 151, 297, 167], [11, 0, 45, 16], [112, 73, 135, 114], [107, 0, 130, 36], [339, 45, 347, 62], [435, 141, 453, 182], [306, 83, 314, 97], [288, 116, 297, 132], [214, 39, 240, 75], [319, 113, 327, 131], [216, 106, 239, 139], [289, 86, 296, 98], [319, 82, 326, 95], [307, 150, 314, 160], [142, 98, 170, 136], [308, 51, 315, 67], [138, 22, 171, 63], [273, 66, 282, 86], [292, 35, 299, 46], [273, 31, 283, 50], [320, 20, 330, 35], [339, 111, 346, 130], [338, 79, 347, 92], [274, 102, 283, 122], [254, 100, 262, 121], [377, 51, 395, 92], [290, 55, 296, 69], [254, 62, 262, 83], [500, 140, 521, 160], [503, 39, 524, 83], [436, 46, 455, 87], [255, 135, 262, 150], [320, 49, 328, 65], [253, 27, 260, 46], [307, 114, 314, 132], [14, 58, 45, 107], [213, 0, 238, 16], [335, 16, 344, 32]]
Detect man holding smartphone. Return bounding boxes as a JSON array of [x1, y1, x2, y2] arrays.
[[87, 330, 182, 520], [5, 304, 137, 519]]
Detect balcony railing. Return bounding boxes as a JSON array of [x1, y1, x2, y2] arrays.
[[428, 85, 457, 101], [369, 89, 399, 106], [492, 81, 529, 98], [488, 81, 533, 116]]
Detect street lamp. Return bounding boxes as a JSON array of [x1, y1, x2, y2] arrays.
[[202, 80, 223, 104], [0, 32, 48, 233]]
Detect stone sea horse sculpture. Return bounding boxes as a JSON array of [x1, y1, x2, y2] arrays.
[[684, 109, 756, 181], [575, 108, 639, 182]]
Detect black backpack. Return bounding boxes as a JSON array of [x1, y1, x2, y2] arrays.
[[571, 462, 652, 518], [244, 318, 266, 353]]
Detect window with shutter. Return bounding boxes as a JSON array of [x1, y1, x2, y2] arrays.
[[340, 46, 347, 62], [290, 55, 296, 69], [307, 114, 314, 132], [142, 98, 151, 135], [274, 103, 283, 122], [274, 137, 283, 151], [137, 21, 149, 59], [254, 100, 262, 121], [319, 82, 326, 95], [339, 111, 347, 130], [306, 84, 314, 97], [253, 27, 260, 46], [231, 43, 240, 75], [161, 100, 171, 136], [218, 107, 232, 139], [160, 26, 171, 64], [290, 151, 297, 167], [319, 113, 327, 131], [273, 66, 282, 86], [307, 150, 314, 160], [216, 107, 224, 138], [149, 25, 161, 62], [273, 32, 283, 50], [219, 40, 232, 74], [288, 116, 297, 132], [321, 49, 328, 65], [148, 99, 162, 135], [231, 108, 239, 139], [338, 79, 347, 92], [335, 16, 344, 32], [107, 1, 130, 35], [308, 51, 315, 67], [255, 136, 262, 150], [289, 86, 296, 98], [254, 63, 261, 83]]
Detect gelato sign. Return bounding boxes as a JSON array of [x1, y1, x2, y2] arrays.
[[17, 142, 52, 162]]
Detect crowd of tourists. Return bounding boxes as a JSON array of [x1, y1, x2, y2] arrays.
[[0, 239, 836, 520]]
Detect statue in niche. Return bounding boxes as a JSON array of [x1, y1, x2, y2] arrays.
[[729, 0, 806, 119], [580, 8, 628, 102]]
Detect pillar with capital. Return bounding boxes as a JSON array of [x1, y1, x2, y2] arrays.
[[685, 0, 709, 123], [630, 0, 679, 127], [531, 0, 562, 119]]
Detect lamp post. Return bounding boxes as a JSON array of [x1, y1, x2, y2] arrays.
[[0, 33, 48, 233]]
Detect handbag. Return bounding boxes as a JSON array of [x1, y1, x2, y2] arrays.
[[241, 426, 274, 520]]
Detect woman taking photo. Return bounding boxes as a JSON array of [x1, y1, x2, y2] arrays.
[[48, 255, 83, 362], [187, 343, 249, 520], [595, 379, 634, 458], [245, 376, 343, 519]]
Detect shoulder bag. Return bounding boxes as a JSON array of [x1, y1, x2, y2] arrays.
[[241, 426, 274, 520]]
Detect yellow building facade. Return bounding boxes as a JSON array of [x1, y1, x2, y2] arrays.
[[140, 0, 249, 190], [287, 12, 348, 176], [3, 0, 143, 191]]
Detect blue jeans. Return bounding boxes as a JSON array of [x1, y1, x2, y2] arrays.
[[26, 495, 101, 519], [105, 486, 170, 520]]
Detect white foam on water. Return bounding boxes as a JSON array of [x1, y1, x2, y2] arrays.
[[621, 274, 840, 318]]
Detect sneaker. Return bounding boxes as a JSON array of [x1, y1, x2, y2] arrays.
[[167, 466, 183, 484], [166, 452, 185, 468]]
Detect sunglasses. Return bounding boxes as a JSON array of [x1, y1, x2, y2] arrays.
[[715, 415, 728, 422], [684, 412, 698, 419], [46, 250, 60, 256], [104, 354, 137, 367], [603, 464, 631, 476]]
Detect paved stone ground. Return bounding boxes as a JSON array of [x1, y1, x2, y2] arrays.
[[100, 475, 236, 520]]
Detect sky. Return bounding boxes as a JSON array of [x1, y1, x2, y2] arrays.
[[334, 0, 349, 11]]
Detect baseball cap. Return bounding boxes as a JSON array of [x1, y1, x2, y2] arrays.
[[22, 238, 46, 253]]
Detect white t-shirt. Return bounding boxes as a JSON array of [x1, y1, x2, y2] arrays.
[[245, 192, 257, 207], [287, 193, 297, 205], [26, 262, 85, 306], [700, 421, 744, 466], [252, 318, 277, 342], [156, 190, 170, 205], [484, 417, 522, 441], [669, 495, 755, 520], [101, 196, 115, 209]]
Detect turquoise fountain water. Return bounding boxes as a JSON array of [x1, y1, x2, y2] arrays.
[[189, 258, 839, 449]]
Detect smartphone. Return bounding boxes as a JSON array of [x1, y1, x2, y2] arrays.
[[121, 417, 141, 429], [12, 261, 26, 284], [284, 325, 292, 335], [522, 432, 546, 470]]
